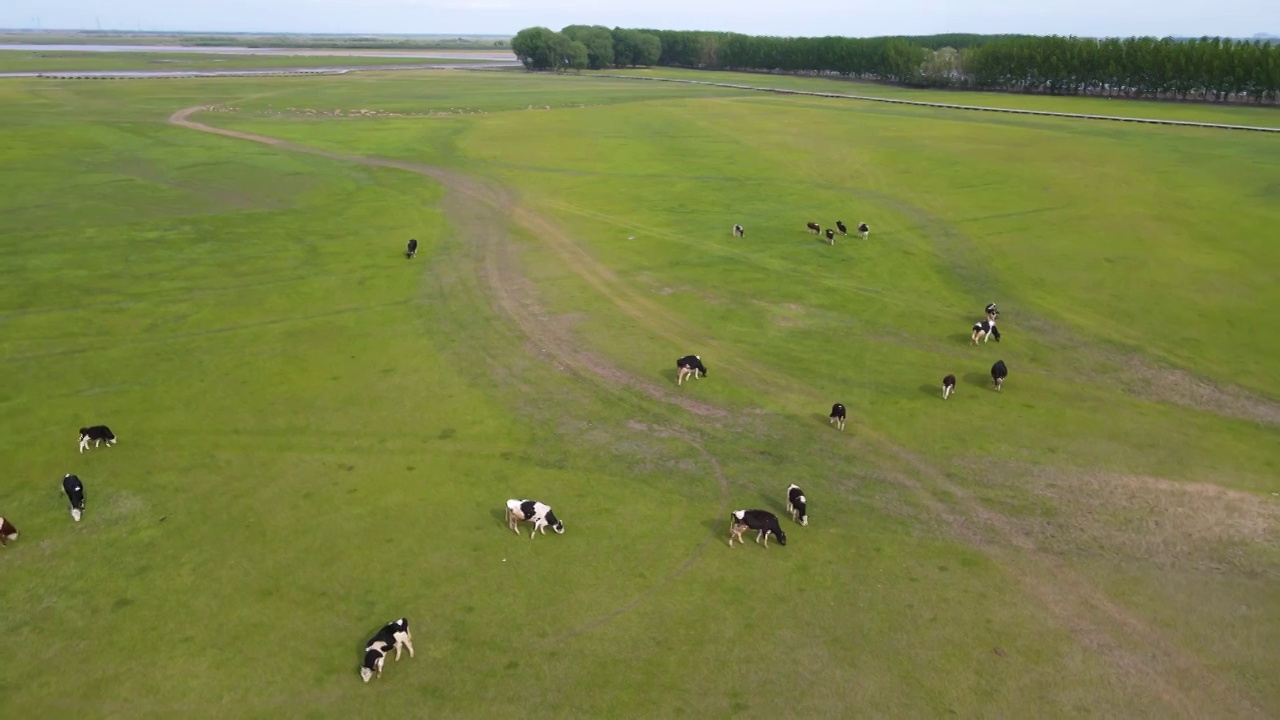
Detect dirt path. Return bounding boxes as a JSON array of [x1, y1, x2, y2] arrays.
[[168, 105, 1268, 718]]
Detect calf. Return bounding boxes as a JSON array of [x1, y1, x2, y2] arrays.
[[676, 355, 708, 386], [991, 360, 1008, 391], [728, 509, 786, 548], [63, 474, 85, 522], [360, 618, 414, 683], [732, 224, 745, 238], [0, 517, 17, 547], [78, 425, 116, 453], [971, 320, 1001, 345], [405, 238, 418, 259], [985, 302, 999, 321], [829, 403, 846, 431], [806, 221, 820, 234], [825, 228, 835, 244], [942, 374, 956, 400], [858, 223, 869, 239], [506, 499, 564, 538], [786, 484, 808, 526], [836, 220, 848, 235]]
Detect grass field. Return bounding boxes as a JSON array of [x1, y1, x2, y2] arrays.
[[0, 50, 501, 72], [1, 70, 1277, 718]]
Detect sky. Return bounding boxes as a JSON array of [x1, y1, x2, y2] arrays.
[[1, 0, 1276, 39]]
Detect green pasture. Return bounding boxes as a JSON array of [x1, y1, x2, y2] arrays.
[[0, 50, 499, 73], [0, 70, 1276, 718]]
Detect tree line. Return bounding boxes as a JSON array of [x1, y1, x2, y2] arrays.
[[513, 26, 1280, 104]]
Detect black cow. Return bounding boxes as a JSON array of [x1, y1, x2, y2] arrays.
[[732, 224, 745, 238], [806, 221, 820, 234], [405, 238, 418, 259], [829, 403, 846, 431], [78, 425, 116, 453], [985, 302, 999, 321], [676, 355, 708, 386], [63, 474, 85, 522], [971, 320, 1001, 345], [505, 499, 564, 538], [0, 516, 17, 547], [857, 223, 869, 239], [825, 228, 835, 244], [942, 374, 956, 400], [991, 360, 1008, 391], [360, 618, 414, 683], [836, 221, 848, 235], [786, 484, 808, 526], [728, 509, 786, 548]]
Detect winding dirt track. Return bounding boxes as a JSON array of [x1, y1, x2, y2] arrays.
[[168, 105, 1268, 718]]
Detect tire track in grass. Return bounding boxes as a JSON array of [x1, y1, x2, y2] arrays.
[[169, 106, 1267, 717]]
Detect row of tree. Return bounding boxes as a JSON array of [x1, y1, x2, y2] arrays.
[[511, 26, 661, 71], [513, 26, 1280, 103]]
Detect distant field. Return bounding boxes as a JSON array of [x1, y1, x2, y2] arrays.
[[1, 70, 1276, 718], [607, 67, 1280, 128], [0, 50, 498, 72], [0, 31, 510, 50]]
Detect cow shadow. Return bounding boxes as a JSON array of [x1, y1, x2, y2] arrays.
[[964, 371, 993, 389], [953, 333, 976, 345], [919, 383, 942, 398], [758, 491, 788, 517], [701, 516, 727, 536], [490, 506, 509, 529]]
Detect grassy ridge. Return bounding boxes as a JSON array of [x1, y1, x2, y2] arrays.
[[1, 71, 1276, 717]]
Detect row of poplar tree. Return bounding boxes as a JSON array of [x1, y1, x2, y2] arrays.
[[512, 27, 1280, 103]]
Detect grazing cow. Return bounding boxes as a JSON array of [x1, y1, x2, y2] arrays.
[[0, 517, 17, 547], [405, 238, 418, 259], [836, 220, 848, 235], [806, 221, 821, 234], [985, 302, 999, 321], [825, 228, 835, 244], [991, 360, 1008, 391], [676, 355, 708, 386], [505, 499, 564, 539], [786, 484, 808, 526], [728, 509, 786, 548], [942, 374, 956, 400], [360, 618, 414, 683], [829, 403, 846, 431], [732, 224, 745, 238], [78, 425, 116, 453], [63, 474, 85, 522], [858, 223, 870, 239], [971, 320, 1001, 345]]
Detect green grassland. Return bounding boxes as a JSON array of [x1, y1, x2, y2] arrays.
[[0, 50, 500, 73], [1, 70, 1277, 718]]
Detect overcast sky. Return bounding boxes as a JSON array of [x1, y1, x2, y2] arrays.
[[2, 0, 1275, 39]]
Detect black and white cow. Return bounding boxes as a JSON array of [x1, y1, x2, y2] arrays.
[[63, 474, 85, 522], [942, 374, 956, 400], [676, 355, 708, 386], [836, 220, 848, 235], [0, 516, 18, 547], [505, 499, 564, 539], [985, 302, 999, 322], [728, 509, 786, 548], [829, 403, 846, 431], [360, 618, 414, 683], [405, 238, 418, 259], [971, 320, 1001, 345], [732, 224, 745, 238], [825, 228, 835, 244], [991, 360, 1008, 391], [78, 425, 116, 453], [786, 484, 808, 526], [858, 223, 870, 239], [806, 221, 821, 234]]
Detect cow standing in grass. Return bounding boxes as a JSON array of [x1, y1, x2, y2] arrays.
[[505, 499, 564, 538], [806, 222, 820, 234], [360, 618, 414, 683], [405, 238, 418, 259], [732, 224, 745, 238], [63, 474, 85, 522], [991, 360, 1008, 391], [985, 302, 999, 322], [0, 517, 18, 547], [728, 509, 786, 548], [786, 484, 809, 526], [971, 320, 1001, 345], [942, 374, 956, 400], [836, 221, 848, 236], [858, 223, 869, 239], [78, 425, 116, 453], [825, 228, 835, 244], [829, 403, 846, 430], [676, 355, 708, 386]]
